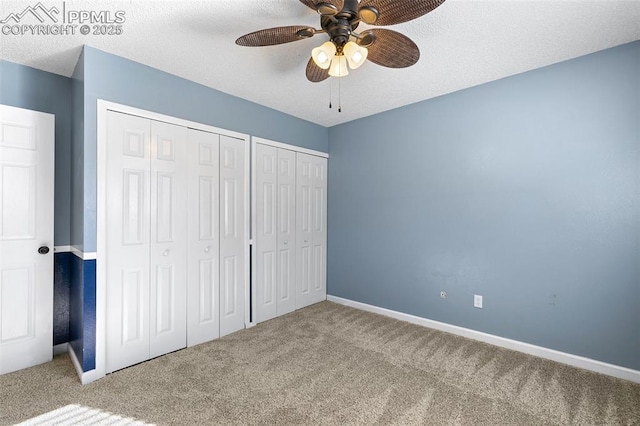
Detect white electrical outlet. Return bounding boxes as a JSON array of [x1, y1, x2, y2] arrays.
[[474, 294, 483, 308], [440, 291, 447, 299]]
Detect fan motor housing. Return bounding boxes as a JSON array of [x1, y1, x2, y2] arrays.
[[321, 0, 359, 49], [324, 18, 353, 48]]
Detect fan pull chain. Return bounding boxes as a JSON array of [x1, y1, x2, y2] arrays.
[[338, 74, 342, 113], [327, 75, 342, 113]]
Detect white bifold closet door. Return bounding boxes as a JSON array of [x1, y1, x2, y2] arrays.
[[186, 129, 220, 346], [105, 111, 245, 373], [187, 131, 246, 343], [296, 152, 327, 309], [255, 145, 296, 323], [254, 143, 326, 323], [218, 135, 246, 337], [106, 112, 187, 372]]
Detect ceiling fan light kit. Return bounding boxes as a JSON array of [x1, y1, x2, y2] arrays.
[[342, 41, 368, 69], [312, 41, 337, 69], [328, 54, 349, 77], [311, 40, 367, 75], [235, 0, 447, 82]]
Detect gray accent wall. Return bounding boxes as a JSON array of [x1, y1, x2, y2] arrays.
[[71, 50, 85, 250], [327, 41, 640, 370], [0, 59, 72, 246], [79, 46, 328, 252]]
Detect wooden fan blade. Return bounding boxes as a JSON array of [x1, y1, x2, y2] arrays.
[[299, 0, 344, 14], [364, 29, 420, 68], [306, 57, 330, 82], [359, 0, 446, 26], [236, 26, 315, 47]]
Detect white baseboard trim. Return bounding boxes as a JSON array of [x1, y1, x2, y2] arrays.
[[68, 345, 83, 381], [54, 246, 97, 260], [327, 295, 640, 384], [68, 345, 102, 385], [53, 343, 68, 356], [70, 246, 97, 261], [50, 245, 98, 260]]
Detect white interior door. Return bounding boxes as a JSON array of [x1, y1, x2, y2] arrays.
[[255, 144, 277, 323], [0, 105, 54, 375], [149, 121, 187, 358], [187, 129, 220, 346], [105, 111, 151, 373], [276, 148, 296, 316], [219, 136, 245, 336]]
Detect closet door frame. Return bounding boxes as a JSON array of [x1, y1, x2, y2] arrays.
[[250, 137, 328, 325], [95, 100, 249, 384]]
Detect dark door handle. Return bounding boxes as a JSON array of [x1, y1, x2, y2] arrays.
[[38, 246, 50, 255]]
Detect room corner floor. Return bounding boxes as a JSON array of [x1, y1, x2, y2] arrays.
[[1, 301, 639, 425]]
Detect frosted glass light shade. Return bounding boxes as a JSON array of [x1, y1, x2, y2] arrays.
[[343, 41, 368, 69], [328, 55, 349, 77], [311, 41, 336, 69]]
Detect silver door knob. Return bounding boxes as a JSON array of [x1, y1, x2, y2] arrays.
[[304, 239, 308, 243], [163, 249, 170, 256], [283, 240, 288, 245], [204, 246, 210, 253]]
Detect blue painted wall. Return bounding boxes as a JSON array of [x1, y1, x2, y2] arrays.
[[53, 253, 72, 345], [327, 41, 640, 370], [69, 256, 96, 371]]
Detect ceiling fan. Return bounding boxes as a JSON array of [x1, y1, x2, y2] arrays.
[[236, 0, 446, 82]]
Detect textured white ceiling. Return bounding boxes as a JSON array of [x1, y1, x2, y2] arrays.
[[1, 0, 639, 127]]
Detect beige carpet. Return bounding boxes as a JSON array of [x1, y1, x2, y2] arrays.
[[1, 301, 639, 425]]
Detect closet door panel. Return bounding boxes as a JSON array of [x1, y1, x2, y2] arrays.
[[106, 111, 151, 373], [255, 144, 277, 323], [219, 135, 245, 336], [187, 129, 220, 346], [295, 152, 327, 309], [310, 156, 327, 304], [296, 153, 314, 309], [276, 148, 296, 316], [149, 121, 188, 358]]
